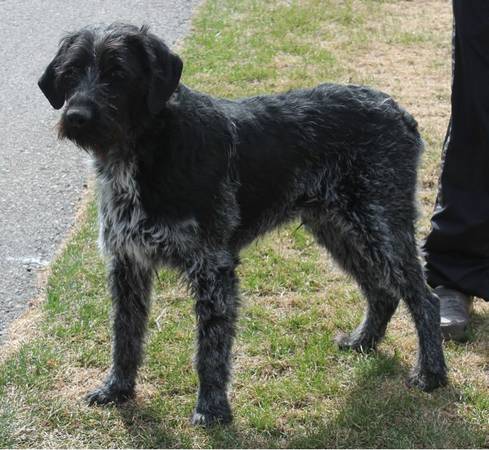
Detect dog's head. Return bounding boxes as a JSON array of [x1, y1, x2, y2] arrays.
[[38, 23, 183, 153]]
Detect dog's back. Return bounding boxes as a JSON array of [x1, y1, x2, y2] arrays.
[[205, 83, 423, 246]]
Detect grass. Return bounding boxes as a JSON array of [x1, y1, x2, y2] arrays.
[[1, 0, 488, 447]]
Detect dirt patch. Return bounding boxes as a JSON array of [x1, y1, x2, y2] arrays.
[[350, 1, 452, 133], [52, 366, 105, 403], [0, 286, 46, 365]]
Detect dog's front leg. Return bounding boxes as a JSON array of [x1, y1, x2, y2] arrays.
[[189, 261, 239, 426], [87, 256, 153, 405]]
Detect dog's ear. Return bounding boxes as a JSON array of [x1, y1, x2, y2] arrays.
[[38, 58, 65, 110], [38, 35, 75, 110], [143, 32, 183, 114]]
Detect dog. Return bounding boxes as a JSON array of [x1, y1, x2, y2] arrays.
[[38, 23, 447, 426]]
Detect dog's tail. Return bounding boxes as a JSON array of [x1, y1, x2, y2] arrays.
[[395, 103, 424, 156], [400, 107, 419, 133], [380, 93, 420, 136]]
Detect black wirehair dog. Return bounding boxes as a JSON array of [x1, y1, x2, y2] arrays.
[[38, 23, 447, 426]]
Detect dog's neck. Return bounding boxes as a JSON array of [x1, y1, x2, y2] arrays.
[[92, 148, 138, 192], [90, 141, 134, 165]]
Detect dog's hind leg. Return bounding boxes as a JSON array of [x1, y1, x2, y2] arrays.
[[187, 254, 239, 426], [304, 210, 400, 352], [334, 286, 400, 352], [395, 231, 447, 391], [86, 256, 153, 405], [304, 208, 447, 390]]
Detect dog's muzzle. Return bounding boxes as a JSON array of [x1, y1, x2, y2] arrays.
[[65, 106, 93, 129]]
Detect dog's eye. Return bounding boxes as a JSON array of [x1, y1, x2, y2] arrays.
[[61, 68, 75, 79], [59, 68, 79, 87], [102, 68, 123, 81]]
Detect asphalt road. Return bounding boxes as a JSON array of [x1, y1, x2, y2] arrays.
[[0, 0, 201, 342]]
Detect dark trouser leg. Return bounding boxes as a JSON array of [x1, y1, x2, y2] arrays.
[[87, 256, 153, 404], [424, 0, 489, 301], [189, 261, 239, 426]]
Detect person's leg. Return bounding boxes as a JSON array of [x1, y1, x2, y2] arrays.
[[424, 0, 489, 303]]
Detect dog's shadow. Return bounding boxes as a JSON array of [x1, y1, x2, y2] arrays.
[[115, 341, 488, 448]]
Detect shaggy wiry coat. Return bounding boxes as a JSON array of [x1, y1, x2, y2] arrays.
[[38, 23, 447, 426]]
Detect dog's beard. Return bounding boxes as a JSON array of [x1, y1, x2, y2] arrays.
[[57, 113, 125, 156]]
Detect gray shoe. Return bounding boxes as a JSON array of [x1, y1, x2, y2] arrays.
[[434, 286, 473, 342]]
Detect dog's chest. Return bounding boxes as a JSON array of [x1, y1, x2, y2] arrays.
[[96, 160, 198, 265]]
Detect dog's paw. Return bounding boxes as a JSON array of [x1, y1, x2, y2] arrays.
[[406, 369, 448, 392], [334, 332, 376, 353], [191, 410, 233, 427], [85, 384, 134, 406], [191, 399, 233, 427]]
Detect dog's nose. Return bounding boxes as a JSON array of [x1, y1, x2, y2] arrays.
[[65, 107, 92, 128]]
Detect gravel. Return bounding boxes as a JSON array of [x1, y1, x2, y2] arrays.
[[0, 0, 201, 342]]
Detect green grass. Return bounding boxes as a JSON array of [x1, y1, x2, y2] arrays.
[[1, 0, 488, 447]]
